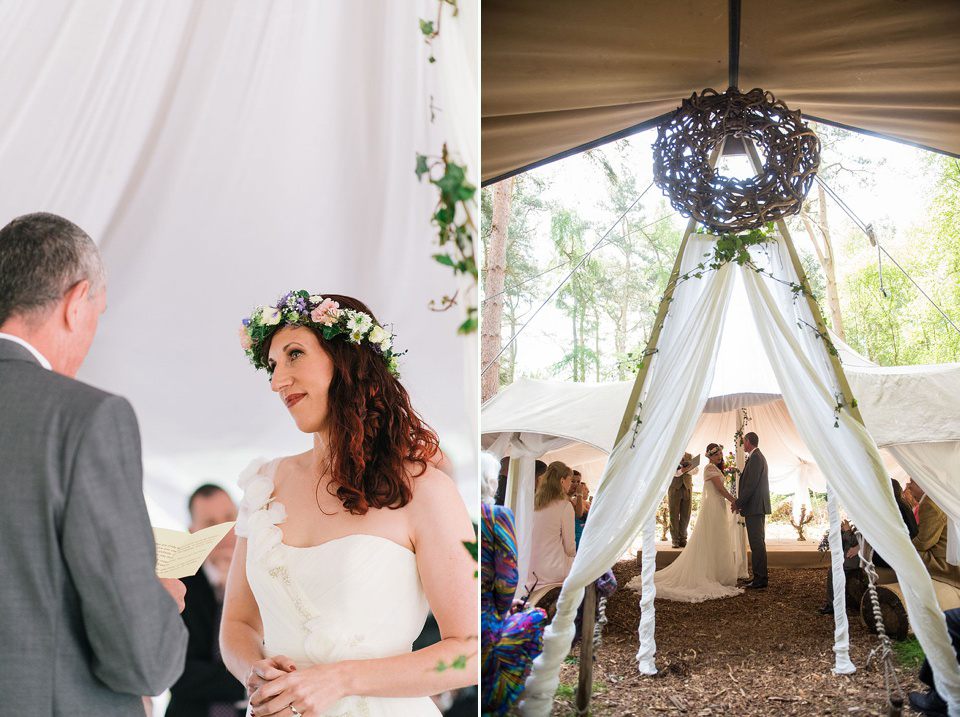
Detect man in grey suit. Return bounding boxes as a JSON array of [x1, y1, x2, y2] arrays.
[[733, 431, 771, 589], [0, 213, 189, 714]]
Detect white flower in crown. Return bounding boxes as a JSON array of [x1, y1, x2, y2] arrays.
[[380, 337, 393, 352], [345, 310, 372, 335], [368, 325, 389, 345], [262, 307, 282, 326], [309, 294, 323, 304]]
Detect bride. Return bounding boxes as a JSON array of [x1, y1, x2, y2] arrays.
[[221, 292, 477, 717], [628, 443, 742, 602]]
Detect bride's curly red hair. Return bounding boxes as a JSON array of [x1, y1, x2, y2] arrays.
[[263, 294, 439, 515]]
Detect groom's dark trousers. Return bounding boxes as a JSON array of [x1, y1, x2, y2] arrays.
[[0, 338, 188, 714], [738, 448, 771, 585]]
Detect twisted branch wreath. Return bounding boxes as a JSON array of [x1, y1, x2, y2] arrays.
[[652, 87, 820, 233]]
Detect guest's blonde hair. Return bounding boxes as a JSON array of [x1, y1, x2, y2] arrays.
[[535, 461, 571, 511]]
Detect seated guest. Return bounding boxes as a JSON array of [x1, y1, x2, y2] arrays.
[[818, 520, 863, 615], [526, 461, 577, 592], [480, 453, 547, 717], [909, 606, 960, 716], [165, 485, 246, 717], [875, 478, 919, 569], [908, 480, 960, 589]]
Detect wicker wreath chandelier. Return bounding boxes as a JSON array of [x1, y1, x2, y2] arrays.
[[652, 87, 820, 233]]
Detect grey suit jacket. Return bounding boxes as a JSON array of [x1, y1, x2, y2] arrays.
[[737, 448, 771, 516], [0, 339, 188, 715]]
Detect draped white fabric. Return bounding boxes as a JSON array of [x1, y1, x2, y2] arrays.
[[740, 239, 960, 710], [520, 234, 960, 716], [825, 487, 854, 674], [522, 235, 736, 714], [0, 1, 477, 525]]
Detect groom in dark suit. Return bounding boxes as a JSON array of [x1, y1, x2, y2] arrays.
[[0, 213, 188, 714], [733, 432, 771, 589]]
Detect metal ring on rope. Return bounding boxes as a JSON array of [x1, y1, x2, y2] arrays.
[[652, 87, 821, 233]]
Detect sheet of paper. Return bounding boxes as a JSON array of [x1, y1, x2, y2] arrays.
[[153, 521, 235, 579], [681, 453, 701, 473]]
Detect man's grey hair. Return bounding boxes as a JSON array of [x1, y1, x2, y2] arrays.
[[0, 212, 105, 326]]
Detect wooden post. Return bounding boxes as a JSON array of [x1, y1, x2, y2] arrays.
[[576, 583, 598, 715]]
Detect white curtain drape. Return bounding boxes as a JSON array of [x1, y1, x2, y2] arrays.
[[0, 1, 477, 525], [741, 238, 960, 710], [522, 234, 736, 714], [520, 234, 960, 715]]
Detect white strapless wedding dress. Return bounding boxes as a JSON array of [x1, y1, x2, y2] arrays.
[[236, 458, 442, 717], [628, 465, 743, 602]]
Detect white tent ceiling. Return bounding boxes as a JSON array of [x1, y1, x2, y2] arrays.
[[0, 1, 478, 526]]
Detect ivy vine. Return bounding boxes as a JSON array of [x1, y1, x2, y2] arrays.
[[416, 0, 477, 335], [416, 145, 478, 334], [665, 225, 861, 428]]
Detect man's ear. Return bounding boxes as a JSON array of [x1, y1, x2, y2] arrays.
[[62, 280, 91, 332]]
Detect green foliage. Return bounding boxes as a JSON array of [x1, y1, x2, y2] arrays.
[[416, 2, 476, 334], [892, 637, 925, 669], [463, 538, 478, 577], [417, 145, 477, 334]]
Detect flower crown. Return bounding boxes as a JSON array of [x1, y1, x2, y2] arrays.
[[706, 444, 724, 457], [240, 291, 401, 377]]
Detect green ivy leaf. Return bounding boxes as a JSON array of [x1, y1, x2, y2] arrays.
[[433, 253, 455, 268], [452, 655, 468, 670], [458, 316, 479, 334], [415, 154, 430, 180], [420, 19, 435, 35]]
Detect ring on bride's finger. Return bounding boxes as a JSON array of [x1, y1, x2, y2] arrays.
[[290, 706, 303, 717]]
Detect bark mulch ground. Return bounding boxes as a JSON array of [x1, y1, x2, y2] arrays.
[[549, 559, 924, 716]]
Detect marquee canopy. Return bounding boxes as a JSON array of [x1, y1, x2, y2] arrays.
[[481, 0, 960, 183]]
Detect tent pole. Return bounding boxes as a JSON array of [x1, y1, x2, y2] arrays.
[[615, 142, 726, 443], [576, 583, 598, 714], [742, 140, 865, 425]]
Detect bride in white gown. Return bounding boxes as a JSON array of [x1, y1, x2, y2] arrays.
[[222, 292, 477, 717], [629, 443, 743, 602]]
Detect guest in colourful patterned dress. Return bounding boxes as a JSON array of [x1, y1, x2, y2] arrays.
[[480, 453, 547, 716]]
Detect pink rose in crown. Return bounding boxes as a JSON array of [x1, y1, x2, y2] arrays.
[[239, 327, 252, 350], [310, 298, 340, 326]]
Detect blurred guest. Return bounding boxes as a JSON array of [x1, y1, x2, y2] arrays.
[[166, 485, 246, 717], [533, 460, 547, 490], [818, 519, 863, 616], [494, 456, 509, 506], [874, 478, 919, 569], [668, 452, 699, 548], [569, 470, 585, 519], [526, 462, 577, 591], [480, 452, 547, 716], [573, 479, 590, 549], [908, 480, 960, 589], [909, 606, 960, 716]]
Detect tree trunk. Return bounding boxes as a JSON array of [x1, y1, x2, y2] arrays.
[[481, 176, 513, 402], [802, 184, 845, 340]]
